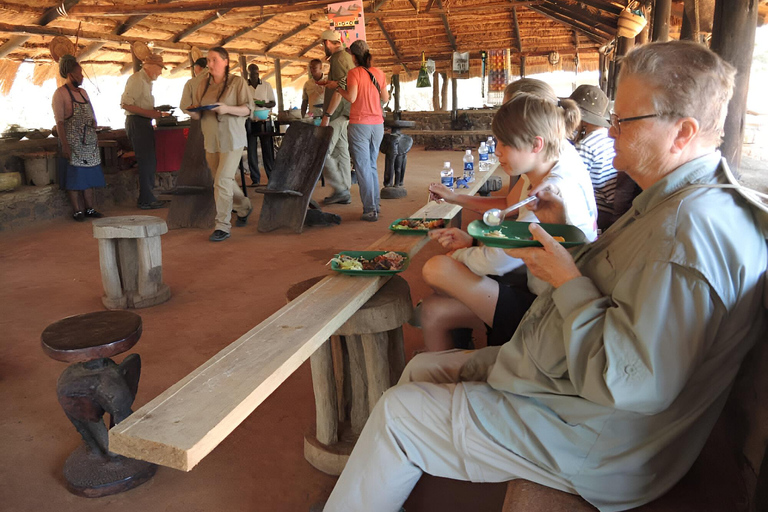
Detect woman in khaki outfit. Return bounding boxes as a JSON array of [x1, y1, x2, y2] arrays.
[[187, 46, 252, 242]]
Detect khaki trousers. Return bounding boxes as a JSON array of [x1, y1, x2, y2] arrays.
[[323, 350, 575, 512], [322, 116, 352, 195], [206, 150, 251, 233]]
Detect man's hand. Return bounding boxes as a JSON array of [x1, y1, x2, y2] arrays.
[[428, 182, 456, 203], [317, 80, 338, 90], [428, 228, 473, 251], [527, 182, 566, 225], [505, 223, 581, 288]]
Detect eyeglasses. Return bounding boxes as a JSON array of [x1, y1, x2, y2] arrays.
[[609, 112, 664, 134]]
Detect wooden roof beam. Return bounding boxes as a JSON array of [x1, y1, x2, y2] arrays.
[[567, 0, 622, 16], [0, 0, 80, 59], [540, 0, 616, 36], [173, 9, 232, 43], [435, 0, 457, 51], [297, 37, 322, 57], [407, 0, 419, 11], [219, 16, 275, 47], [375, 18, 410, 74], [424, 0, 437, 13], [373, 0, 392, 12], [264, 23, 311, 52], [528, 6, 609, 43], [114, 0, 175, 36], [512, 6, 523, 53], [69, 0, 336, 16], [77, 42, 106, 62]]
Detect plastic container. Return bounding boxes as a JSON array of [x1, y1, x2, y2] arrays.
[[253, 109, 270, 121], [486, 136, 496, 164], [440, 161, 454, 189], [463, 149, 475, 182], [478, 142, 489, 172]]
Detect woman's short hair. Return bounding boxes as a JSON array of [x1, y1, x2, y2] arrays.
[[619, 40, 736, 145], [492, 92, 581, 161]]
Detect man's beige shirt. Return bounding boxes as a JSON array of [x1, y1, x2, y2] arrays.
[[121, 68, 155, 117]]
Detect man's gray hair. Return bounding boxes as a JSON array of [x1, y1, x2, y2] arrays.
[[619, 40, 736, 145]]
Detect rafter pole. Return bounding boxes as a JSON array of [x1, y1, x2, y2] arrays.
[[407, 0, 418, 11], [297, 37, 322, 57], [69, 0, 337, 16], [173, 9, 232, 43], [424, 0, 437, 13], [539, 1, 616, 36], [0, 0, 81, 59], [219, 16, 275, 46], [264, 23, 311, 52], [512, 6, 523, 53], [114, 0, 175, 35], [374, 0, 392, 12], [527, 6, 608, 43], [435, 0, 457, 51], [77, 42, 106, 62], [375, 18, 410, 74]]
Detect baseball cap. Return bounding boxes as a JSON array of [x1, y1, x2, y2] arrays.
[[320, 29, 341, 43], [568, 85, 609, 128]]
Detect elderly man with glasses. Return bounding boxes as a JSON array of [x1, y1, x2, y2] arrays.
[[315, 41, 767, 512]]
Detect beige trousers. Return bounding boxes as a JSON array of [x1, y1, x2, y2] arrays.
[[206, 150, 252, 232], [323, 350, 575, 512]]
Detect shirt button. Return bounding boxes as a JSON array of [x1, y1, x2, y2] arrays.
[[624, 365, 636, 375]]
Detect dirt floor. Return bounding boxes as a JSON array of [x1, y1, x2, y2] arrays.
[[0, 147, 507, 512], [1, 145, 765, 512]]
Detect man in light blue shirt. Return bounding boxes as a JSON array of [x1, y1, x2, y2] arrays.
[[319, 41, 767, 512]]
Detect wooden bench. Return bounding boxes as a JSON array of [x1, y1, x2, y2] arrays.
[[108, 163, 505, 471]]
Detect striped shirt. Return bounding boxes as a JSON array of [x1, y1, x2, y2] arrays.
[[575, 128, 617, 216]]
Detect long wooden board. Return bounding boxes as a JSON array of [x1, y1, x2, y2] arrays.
[[109, 164, 502, 471]]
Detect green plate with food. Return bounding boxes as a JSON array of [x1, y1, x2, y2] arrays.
[[329, 251, 410, 275], [467, 220, 588, 248], [389, 218, 446, 234]]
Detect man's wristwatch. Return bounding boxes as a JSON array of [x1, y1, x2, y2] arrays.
[[323, 112, 332, 118]]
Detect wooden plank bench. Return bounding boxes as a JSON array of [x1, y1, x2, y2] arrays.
[[108, 165, 505, 471]]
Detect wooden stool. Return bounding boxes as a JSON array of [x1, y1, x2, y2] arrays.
[[286, 275, 412, 476], [92, 215, 171, 309], [41, 311, 157, 497]]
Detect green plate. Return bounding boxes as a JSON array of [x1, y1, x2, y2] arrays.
[[388, 218, 447, 234], [330, 251, 410, 275], [467, 220, 588, 248]]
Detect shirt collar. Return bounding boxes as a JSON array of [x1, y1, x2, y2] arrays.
[[632, 151, 722, 215]]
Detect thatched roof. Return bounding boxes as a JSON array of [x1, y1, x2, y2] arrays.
[[0, 0, 766, 93]]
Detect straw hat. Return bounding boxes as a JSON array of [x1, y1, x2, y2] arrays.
[[49, 36, 75, 63], [131, 41, 152, 62], [190, 46, 203, 63]]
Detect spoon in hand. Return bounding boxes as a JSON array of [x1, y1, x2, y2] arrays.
[[482, 195, 538, 227]]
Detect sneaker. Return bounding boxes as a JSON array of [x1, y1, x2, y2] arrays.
[[73, 211, 85, 222], [235, 207, 253, 227], [323, 191, 351, 205], [361, 211, 378, 222], [209, 229, 230, 242], [85, 208, 103, 218], [138, 200, 168, 210]]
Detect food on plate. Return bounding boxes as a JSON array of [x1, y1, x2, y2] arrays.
[[485, 230, 507, 238], [392, 218, 446, 230], [329, 251, 406, 271], [485, 230, 566, 242], [552, 236, 566, 242]]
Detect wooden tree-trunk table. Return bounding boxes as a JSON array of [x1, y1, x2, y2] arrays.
[[286, 275, 412, 475], [92, 216, 171, 309], [41, 310, 157, 497]]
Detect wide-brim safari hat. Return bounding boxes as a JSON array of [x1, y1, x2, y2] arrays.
[[50, 36, 75, 63], [568, 84, 610, 128]]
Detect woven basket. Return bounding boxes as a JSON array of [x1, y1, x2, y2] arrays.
[[617, 9, 647, 38], [131, 41, 152, 62], [49, 36, 75, 62]]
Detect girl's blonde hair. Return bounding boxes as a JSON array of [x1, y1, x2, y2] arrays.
[[492, 92, 581, 161], [502, 78, 580, 135]]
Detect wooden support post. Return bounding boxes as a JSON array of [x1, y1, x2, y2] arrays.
[[274, 58, 284, 113], [636, 5, 650, 45], [711, 0, 758, 173], [392, 74, 401, 113], [680, 6, 694, 40], [440, 72, 448, 111], [652, 0, 671, 42], [520, 55, 526, 78], [432, 71, 440, 111], [309, 340, 338, 445], [451, 75, 458, 117], [239, 55, 247, 80]]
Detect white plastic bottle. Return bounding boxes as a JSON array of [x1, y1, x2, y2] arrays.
[[463, 149, 475, 182], [486, 136, 496, 164], [440, 161, 454, 189], [478, 141, 489, 172]]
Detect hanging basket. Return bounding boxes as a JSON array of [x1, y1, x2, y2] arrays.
[[617, 6, 647, 39], [416, 52, 431, 88], [49, 36, 75, 62]]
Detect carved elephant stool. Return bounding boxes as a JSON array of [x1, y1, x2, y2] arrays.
[[41, 310, 156, 497], [379, 119, 416, 199]]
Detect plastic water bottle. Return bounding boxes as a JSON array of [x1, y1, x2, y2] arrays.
[[440, 161, 454, 189], [486, 136, 496, 164], [463, 149, 475, 182], [478, 142, 489, 172]]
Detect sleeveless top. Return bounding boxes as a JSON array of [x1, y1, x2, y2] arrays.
[[64, 86, 100, 167]]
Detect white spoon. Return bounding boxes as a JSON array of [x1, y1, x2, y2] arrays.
[[482, 196, 538, 227]]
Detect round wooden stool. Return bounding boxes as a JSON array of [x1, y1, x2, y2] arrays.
[[92, 215, 171, 309], [286, 275, 412, 476], [41, 310, 157, 497]]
